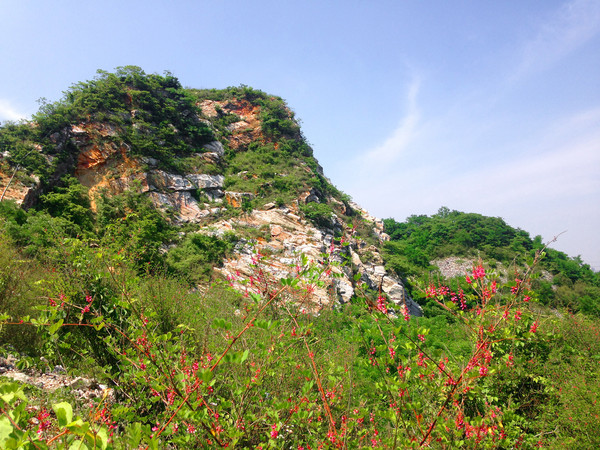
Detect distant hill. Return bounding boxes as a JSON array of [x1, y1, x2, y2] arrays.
[[383, 207, 600, 317]]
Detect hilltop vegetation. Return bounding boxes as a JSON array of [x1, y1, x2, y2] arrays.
[[0, 69, 598, 448], [383, 207, 600, 317]]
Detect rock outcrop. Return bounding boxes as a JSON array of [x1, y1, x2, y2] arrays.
[[205, 204, 422, 316], [0, 88, 422, 318]]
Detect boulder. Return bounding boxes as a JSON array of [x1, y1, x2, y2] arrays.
[[202, 141, 225, 157]]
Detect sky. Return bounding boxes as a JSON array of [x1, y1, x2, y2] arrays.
[[1, 0, 599, 268]]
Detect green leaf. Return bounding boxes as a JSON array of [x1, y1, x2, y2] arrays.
[[0, 416, 13, 447], [93, 428, 109, 450], [53, 401, 73, 428], [48, 319, 64, 336], [211, 318, 232, 330], [68, 440, 89, 450], [125, 423, 142, 447], [199, 369, 213, 383]]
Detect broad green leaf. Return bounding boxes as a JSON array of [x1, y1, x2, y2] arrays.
[[48, 319, 64, 336], [68, 440, 89, 450], [0, 416, 13, 446], [53, 401, 73, 428]]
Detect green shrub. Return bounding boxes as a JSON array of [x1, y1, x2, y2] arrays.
[[300, 202, 334, 228], [166, 232, 237, 282]]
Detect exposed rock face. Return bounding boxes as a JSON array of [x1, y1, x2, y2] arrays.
[[224, 191, 255, 208], [200, 99, 264, 150], [67, 119, 227, 220], [0, 169, 38, 204], [206, 206, 422, 316], [1, 97, 421, 318]]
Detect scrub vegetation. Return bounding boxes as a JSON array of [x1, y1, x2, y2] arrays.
[[0, 69, 598, 448]]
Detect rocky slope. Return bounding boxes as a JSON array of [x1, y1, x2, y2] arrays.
[[0, 68, 422, 316]]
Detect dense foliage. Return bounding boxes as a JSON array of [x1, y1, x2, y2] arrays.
[[0, 222, 599, 448], [383, 207, 600, 317], [0, 67, 215, 187]]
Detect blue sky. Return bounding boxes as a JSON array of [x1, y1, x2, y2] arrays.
[[1, 0, 599, 268]]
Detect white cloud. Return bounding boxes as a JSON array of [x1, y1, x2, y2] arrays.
[[512, 0, 600, 80], [0, 99, 27, 122], [360, 77, 420, 163]]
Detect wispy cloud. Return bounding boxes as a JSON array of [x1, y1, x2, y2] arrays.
[[360, 77, 420, 163], [0, 99, 27, 122], [512, 0, 600, 80], [451, 131, 600, 206]]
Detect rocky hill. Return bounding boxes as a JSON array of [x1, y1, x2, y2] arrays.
[[0, 67, 422, 316], [2, 68, 600, 449]]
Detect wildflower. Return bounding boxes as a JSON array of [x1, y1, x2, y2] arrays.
[[418, 334, 425, 342], [425, 284, 436, 298], [270, 424, 279, 439], [473, 265, 485, 279], [36, 408, 51, 436], [479, 366, 488, 376], [529, 321, 538, 333], [514, 310, 522, 321], [167, 390, 176, 405], [376, 295, 387, 314], [466, 275, 472, 284], [511, 279, 522, 294]]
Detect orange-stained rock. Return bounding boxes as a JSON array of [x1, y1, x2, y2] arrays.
[[224, 191, 254, 208], [200, 99, 264, 150], [0, 168, 36, 204]]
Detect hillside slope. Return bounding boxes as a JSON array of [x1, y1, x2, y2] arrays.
[[1, 68, 599, 449], [0, 67, 421, 316]]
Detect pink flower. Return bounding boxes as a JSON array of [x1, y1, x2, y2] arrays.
[[36, 408, 51, 436], [472, 265, 485, 280], [479, 366, 488, 377], [529, 321, 538, 333], [270, 424, 279, 439]]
